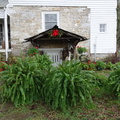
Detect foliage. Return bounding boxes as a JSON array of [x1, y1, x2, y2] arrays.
[[0, 61, 5, 68], [114, 62, 120, 69], [27, 47, 39, 56], [93, 73, 107, 88], [0, 61, 5, 72], [0, 54, 52, 106], [106, 62, 116, 70], [107, 68, 120, 100], [96, 61, 106, 70], [88, 62, 96, 70], [80, 62, 89, 70], [103, 53, 120, 64], [42, 60, 95, 111], [77, 46, 87, 54]]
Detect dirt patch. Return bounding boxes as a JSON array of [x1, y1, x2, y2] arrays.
[[0, 103, 33, 120]]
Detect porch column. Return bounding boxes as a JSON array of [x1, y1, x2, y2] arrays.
[[73, 47, 76, 59], [4, 8, 9, 61], [68, 51, 71, 61]]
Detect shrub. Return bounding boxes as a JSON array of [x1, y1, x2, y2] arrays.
[[0, 54, 52, 106], [0, 61, 5, 71], [88, 62, 96, 70], [107, 68, 120, 100], [27, 47, 39, 56], [96, 61, 106, 70], [114, 62, 120, 69], [81, 62, 89, 70], [77, 46, 87, 54], [103, 53, 120, 64], [106, 62, 116, 70], [42, 60, 95, 111], [93, 73, 107, 88]]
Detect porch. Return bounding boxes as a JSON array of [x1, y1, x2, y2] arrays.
[[0, 0, 11, 61], [25, 25, 87, 65]]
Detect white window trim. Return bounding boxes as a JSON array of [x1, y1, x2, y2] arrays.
[[99, 23, 107, 34], [0, 23, 4, 48], [42, 11, 59, 31]]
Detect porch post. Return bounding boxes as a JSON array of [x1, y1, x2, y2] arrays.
[[68, 51, 71, 61], [73, 47, 76, 59], [4, 8, 9, 61]]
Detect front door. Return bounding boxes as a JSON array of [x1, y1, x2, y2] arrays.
[[41, 48, 62, 66]]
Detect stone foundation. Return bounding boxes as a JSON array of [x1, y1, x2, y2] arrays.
[[90, 53, 117, 61]]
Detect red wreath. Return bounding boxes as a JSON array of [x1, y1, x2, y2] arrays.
[[51, 30, 59, 36]]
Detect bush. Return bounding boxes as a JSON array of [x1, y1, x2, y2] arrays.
[[88, 62, 96, 70], [77, 46, 87, 54], [27, 47, 39, 56], [81, 62, 89, 70], [42, 60, 95, 111], [96, 61, 106, 70], [0, 54, 52, 106], [103, 54, 120, 64], [93, 73, 107, 88], [0, 61, 5, 71], [107, 68, 120, 100]]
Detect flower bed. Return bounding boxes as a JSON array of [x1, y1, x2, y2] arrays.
[[0, 61, 5, 72]]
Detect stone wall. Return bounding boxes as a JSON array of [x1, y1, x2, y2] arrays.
[[8, 6, 90, 55]]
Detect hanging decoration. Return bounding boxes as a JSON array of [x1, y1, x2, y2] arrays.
[[48, 29, 63, 38]]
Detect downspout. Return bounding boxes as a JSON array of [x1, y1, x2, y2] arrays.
[[4, 7, 9, 61], [94, 37, 97, 62]]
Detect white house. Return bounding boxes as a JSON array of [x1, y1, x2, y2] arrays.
[[0, 0, 117, 62]]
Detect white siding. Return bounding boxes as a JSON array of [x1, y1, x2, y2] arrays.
[[8, 0, 117, 53]]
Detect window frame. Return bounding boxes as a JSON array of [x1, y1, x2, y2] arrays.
[[42, 12, 59, 31], [0, 23, 3, 48], [99, 24, 107, 33]]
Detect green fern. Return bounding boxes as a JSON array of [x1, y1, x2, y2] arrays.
[[0, 54, 52, 106], [42, 60, 95, 111], [107, 68, 120, 100]]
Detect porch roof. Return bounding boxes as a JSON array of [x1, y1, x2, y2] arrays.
[[25, 25, 87, 48], [25, 25, 88, 47]]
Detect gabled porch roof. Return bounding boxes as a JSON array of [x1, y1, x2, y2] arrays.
[[25, 25, 88, 47]]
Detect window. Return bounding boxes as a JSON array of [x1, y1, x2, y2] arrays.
[[0, 24, 3, 46], [99, 24, 107, 33], [42, 12, 59, 30]]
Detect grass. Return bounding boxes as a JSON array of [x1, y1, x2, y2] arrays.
[[0, 70, 120, 120], [0, 97, 120, 120]]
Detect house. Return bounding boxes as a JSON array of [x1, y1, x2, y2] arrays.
[[0, 0, 117, 63]]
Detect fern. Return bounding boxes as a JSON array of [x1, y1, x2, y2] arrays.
[[0, 54, 52, 106], [107, 68, 120, 100], [42, 60, 95, 111]]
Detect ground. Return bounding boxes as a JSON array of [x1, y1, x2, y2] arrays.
[[0, 97, 120, 120]]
